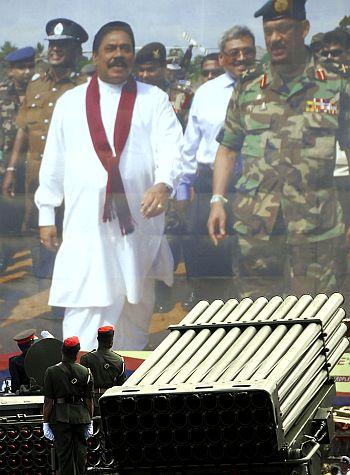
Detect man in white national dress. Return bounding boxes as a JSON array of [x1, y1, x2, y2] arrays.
[[35, 21, 183, 351]]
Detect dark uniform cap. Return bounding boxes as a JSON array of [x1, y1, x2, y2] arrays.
[[5, 46, 36, 63], [254, 0, 307, 21], [63, 335, 80, 348], [135, 42, 167, 66], [13, 328, 36, 344], [46, 18, 88, 43]]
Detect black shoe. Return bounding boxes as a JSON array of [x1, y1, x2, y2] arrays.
[[154, 281, 174, 313], [181, 290, 201, 311]]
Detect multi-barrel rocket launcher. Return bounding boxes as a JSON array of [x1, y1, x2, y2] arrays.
[[100, 293, 348, 473]]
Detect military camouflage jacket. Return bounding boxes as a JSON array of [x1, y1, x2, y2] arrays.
[[220, 53, 350, 244], [0, 79, 23, 161], [17, 69, 86, 162]]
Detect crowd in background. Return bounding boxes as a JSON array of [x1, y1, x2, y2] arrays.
[[1, 16, 350, 315]]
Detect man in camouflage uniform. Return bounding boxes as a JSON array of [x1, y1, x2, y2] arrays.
[[0, 47, 35, 272], [322, 28, 350, 228], [208, 0, 350, 299], [135, 41, 193, 130], [2, 18, 88, 279], [80, 325, 126, 415]]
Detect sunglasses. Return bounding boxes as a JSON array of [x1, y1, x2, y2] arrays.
[[222, 47, 256, 59], [201, 69, 222, 77], [321, 48, 346, 58]]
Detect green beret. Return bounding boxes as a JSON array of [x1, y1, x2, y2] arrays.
[[254, 0, 307, 21], [135, 42, 167, 66]]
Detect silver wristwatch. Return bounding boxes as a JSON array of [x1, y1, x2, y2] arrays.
[[210, 194, 228, 205]]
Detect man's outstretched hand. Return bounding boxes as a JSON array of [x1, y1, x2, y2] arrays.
[[141, 183, 171, 219]]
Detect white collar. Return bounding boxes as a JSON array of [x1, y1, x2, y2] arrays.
[[222, 71, 236, 88], [97, 77, 125, 94]]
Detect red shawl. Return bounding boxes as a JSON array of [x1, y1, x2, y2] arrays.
[[86, 73, 137, 235]]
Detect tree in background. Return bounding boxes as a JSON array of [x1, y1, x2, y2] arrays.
[[339, 15, 350, 28], [0, 41, 17, 81], [0, 41, 16, 60]]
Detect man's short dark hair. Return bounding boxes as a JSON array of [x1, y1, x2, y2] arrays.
[[97, 333, 114, 345], [62, 345, 80, 359], [201, 52, 219, 69], [93, 21, 135, 53], [219, 26, 255, 52], [323, 28, 350, 50]]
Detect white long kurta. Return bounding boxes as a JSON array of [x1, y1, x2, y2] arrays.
[[35, 78, 183, 308]]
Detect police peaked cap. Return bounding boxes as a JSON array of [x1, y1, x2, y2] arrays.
[[254, 0, 307, 21], [46, 18, 88, 43], [13, 328, 36, 344], [5, 46, 35, 63], [135, 42, 167, 66]]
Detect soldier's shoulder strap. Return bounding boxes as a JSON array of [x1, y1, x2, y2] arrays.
[[94, 350, 125, 385], [239, 63, 264, 85], [314, 57, 349, 80], [31, 72, 41, 82], [58, 362, 90, 388], [80, 349, 96, 360]]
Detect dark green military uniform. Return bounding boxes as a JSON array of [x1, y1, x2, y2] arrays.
[[219, 53, 350, 298], [9, 328, 36, 393], [44, 361, 93, 475], [17, 69, 86, 231], [9, 353, 29, 392], [80, 349, 125, 411]]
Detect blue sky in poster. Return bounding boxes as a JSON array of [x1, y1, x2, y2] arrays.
[[0, 0, 348, 54]]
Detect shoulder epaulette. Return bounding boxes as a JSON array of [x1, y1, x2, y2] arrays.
[[318, 58, 350, 78], [31, 73, 40, 82], [240, 63, 263, 84], [333, 62, 350, 78]]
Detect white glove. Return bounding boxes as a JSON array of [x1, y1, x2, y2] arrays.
[[41, 330, 54, 338], [84, 420, 94, 439], [43, 422, 54, 441]]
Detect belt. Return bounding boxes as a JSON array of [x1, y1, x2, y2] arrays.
[[55, 396, 84, 404], [94, 388, 108, 395]]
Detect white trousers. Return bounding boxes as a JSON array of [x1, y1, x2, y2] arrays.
[[63, 279, 155, 351]]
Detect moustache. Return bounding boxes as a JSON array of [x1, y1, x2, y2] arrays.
[[271, 42, 286, 51], [232, 59, 254, 67], [108, 58, 127, 68]]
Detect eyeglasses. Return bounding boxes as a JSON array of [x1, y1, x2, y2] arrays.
[[222, 47, 256, 59], [201, 68, 223, 77], [321, 48, 346, 58]]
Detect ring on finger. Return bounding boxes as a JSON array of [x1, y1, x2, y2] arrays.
[[157, 203, 163, 210]]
